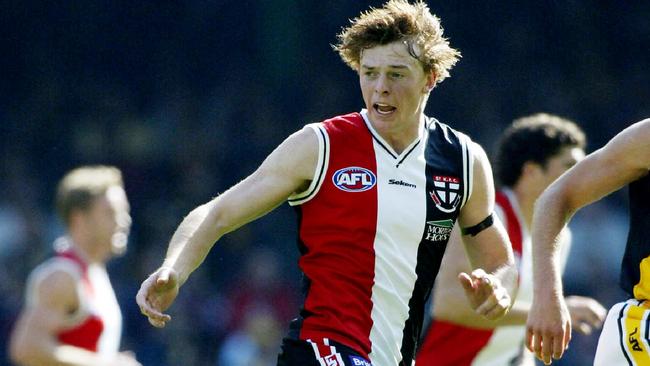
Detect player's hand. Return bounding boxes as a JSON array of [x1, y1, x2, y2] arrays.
[[565, 295, 606, 335], [526, 295, 571, 365], [136, 267, 179, 328], [459, 268, 511, 320]]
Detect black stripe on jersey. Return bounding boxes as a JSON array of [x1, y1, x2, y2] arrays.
[[619, 175, 650, 296], [398, 120, 465, 365], [288, 126, 328, 204], [617, 303, 634, 365]]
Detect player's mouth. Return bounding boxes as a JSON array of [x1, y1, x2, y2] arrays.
[[373, 103, 397, 115]]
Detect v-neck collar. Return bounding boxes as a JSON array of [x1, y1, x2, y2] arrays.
[[360, 109, 422, 163]]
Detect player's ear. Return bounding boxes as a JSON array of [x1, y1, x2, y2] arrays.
[[424, 71, 437, 93], [67, 207, 89, 229], [521, 161, 543, 179]]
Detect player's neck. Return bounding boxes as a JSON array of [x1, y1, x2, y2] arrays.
[[512, 185, 535, 230], [368, 113, 423, 154], [67, 230, 106, 264]]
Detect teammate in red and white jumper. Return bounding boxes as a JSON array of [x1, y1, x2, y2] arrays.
[[9, 166, 141, 366], [137, 1, 519, 365], [416, 114, 606, 365]]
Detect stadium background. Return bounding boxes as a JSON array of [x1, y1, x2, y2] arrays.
[[1, 1, 648, 364]]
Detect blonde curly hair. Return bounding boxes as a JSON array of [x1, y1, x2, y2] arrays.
[[333, 0, 461, 83]]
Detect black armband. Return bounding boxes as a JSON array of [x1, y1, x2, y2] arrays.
[[461, 213, 494, 237]]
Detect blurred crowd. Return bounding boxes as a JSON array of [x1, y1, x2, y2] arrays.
[[1, 1, 648, 365]]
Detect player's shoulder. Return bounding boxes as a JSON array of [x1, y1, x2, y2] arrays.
[[626, 119, 650, 154], [28, 258, 81, 297], [602, 118, 650, 168]]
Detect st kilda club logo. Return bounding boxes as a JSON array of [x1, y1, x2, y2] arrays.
[[430, 175, 461, 213]]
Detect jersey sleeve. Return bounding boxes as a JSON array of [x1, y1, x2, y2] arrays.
[[456, 131, 474, 210], [288, 123, 330, 206]]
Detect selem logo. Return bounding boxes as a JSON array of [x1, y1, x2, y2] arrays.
[[424, 219, 454, 242], [333, 166, 377, 192]]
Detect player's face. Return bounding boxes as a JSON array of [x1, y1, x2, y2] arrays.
[[359, 41, 434, 129], [86, 186, 132, 256], [541, 146, 585, 188]]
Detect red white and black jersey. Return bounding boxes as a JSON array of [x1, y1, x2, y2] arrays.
[[25, 239, 122, 358], [287, 110, 474, 366]]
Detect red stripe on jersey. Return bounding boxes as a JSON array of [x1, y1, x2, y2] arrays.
[[495, 191, 523, 257], [58, 316, 104, 351], [416, 319, 494, 365], [296, 113, 377, 358]]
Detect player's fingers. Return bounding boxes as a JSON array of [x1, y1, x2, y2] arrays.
[[135, 280, 154, 313], [136, 283, 169, 320], [553, 333, 565, 360], [480, 275, 492, 288], [157, 267, 171, 285], [148, 316, 168, 328], [143, 303, 171, 323], [590, 305, 607, 325], [541, 334, 554, 365], [564, 321, 572, 351], [525, 328, 534, 353], [458, 272, 475, 292], [574, 321, 592, 335], [532, 332, 544, 363], [483, 295, 510, 320], [474, 292, 497, 315]]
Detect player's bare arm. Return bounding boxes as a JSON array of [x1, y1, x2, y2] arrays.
[[527, 118, 650, 365], [434, 223, 535, 328], [456, 141, 518, 320], [11, 269, 141, 366], [435, 228, 605, 330], [137, 126, 318, 327]]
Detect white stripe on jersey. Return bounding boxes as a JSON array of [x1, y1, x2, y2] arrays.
[[457, 132, 474, 209], [367, 130, 427, 366]]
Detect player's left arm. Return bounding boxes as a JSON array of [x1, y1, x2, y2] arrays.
[[456, 141, 518, 320]]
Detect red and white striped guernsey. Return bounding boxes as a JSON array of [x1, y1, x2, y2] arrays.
[[287, 110, 474, 365], [25, 239, 122, 358]]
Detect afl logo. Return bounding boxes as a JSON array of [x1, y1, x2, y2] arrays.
[[332, 166, 377, 192]]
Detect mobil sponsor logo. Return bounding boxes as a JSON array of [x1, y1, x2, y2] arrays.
[[348, 355, 373, 366], [430, 174, 461, 213], [332, 166, 377, 192]]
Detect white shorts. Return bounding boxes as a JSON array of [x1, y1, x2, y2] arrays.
[[594, 299, 650, 366]]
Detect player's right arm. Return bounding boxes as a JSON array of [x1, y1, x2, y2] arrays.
[[527, 118, 650, 364], [434, 224, 528, 328], [137, 126, 318, 327], [9, 269, 141, 366]]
